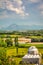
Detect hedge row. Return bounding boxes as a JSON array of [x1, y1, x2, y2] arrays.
[[31, 38, 43, 42]]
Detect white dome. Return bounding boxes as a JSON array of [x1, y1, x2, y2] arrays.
[[28, 46, 38, 54]]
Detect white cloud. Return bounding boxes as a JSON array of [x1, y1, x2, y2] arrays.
[[40, 11, 43, 16], [0, 0, 29, 16], [25, 13, 29, 16], [29, 0, 41, 3], [0, 0, 4, 8], [38, 4, 43, 15], [14, 0, 22, 6], [0, 14, 8, 19], [0, 11, 8, 19], [6, 1, 25, 16], [30, 0, 38, 3], [40, 11, 43, 15], [38, 4, 43, 10]]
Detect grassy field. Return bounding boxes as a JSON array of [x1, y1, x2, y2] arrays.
[[6, 42, 43, 65]]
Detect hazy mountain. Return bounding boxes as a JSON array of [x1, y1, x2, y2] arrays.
[[0, 24, 43, 31]]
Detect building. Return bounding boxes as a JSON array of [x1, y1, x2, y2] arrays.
[[22, 46, 41, 65], [18, 37, 31, 44]]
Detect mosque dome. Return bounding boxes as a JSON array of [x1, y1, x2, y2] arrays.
[[28, 46, 38, 54]]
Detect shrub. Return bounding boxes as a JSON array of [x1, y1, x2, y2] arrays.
[[0, 48, 16, 65], [6, 56, 16, 65], [42, 54, 43, 59], [40, 39, 43, 42], [0, 48, 6, 59], [0, 48, 6, 65], [6, 39, 13, 47], [0, 40, 7, 47], [31, 38, 40, 42]]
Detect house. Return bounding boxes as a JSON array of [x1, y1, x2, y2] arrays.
[[2, 37, 31, 44], [18, 37, 31, 44]]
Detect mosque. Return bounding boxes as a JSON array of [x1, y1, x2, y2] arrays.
[[22, 46, 41, 65]]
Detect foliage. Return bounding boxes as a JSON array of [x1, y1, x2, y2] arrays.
[[0, 39, 7, 47], [40, 39, 43, 42], [0, 48, 16, 65], [0, 48, 6, 65], [6, 56, 16, 65], [42, 54, 43, 59], [15, 37, 19, 47], [15, 37, 19, 54], [0, 43, 43, 65], [31, 38, 43, 42], [31, 38, 40, 42], [6, 39, 13, 47]]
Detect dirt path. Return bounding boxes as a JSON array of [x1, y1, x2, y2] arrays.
[[31, 42, 43, 44]]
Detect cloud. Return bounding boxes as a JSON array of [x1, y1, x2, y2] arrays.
[[14, 0, 23, 6], [6, 2, 25, 16], [0, 11, 8, 19], [38, 4, 43, 15], [38, 4, 43, 10], [41, 11, 43, 15], [28, 0, 41, 3], [0, 0, 4, 8], [0, 0, 29, 16], [25, 13, 29, 16], [30, 0, 39, 3]]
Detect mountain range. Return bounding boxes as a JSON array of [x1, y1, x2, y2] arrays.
[[0, 24, 43, 31]]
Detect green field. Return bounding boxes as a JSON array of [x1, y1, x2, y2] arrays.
[[6, 43, 43, 65]]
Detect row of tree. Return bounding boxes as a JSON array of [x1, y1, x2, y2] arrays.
[[0, 30, 43, 36], [31, 38, 43, 42], [0, 37, 18, 47], [0, 37, 43, 48]]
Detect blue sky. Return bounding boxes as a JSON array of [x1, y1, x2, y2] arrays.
[[0, 0, 43, 28]]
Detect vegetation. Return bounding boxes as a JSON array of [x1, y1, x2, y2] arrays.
[[15, 37, 19, 54], [0, 48, 6, 65], [0, 30, 43, 65], [0, 30, 43, 43], [0, 43, 43, 65], [6, 38, 13, 47], [6, 44, 43, 65], [0, 39, 7, 47]]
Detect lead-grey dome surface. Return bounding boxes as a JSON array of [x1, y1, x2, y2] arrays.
[[28, 46, 38, 54]]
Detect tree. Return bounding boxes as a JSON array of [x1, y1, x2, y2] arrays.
[[15, 37, 19, 55], [0, 39, 7, 47], [0, 48, 6, 65], [15, 37, 18, 47], [6, 38, 13, 47]]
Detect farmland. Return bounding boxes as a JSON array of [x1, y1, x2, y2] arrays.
[[0, 30, 43, 65], [6, 43, 43, 65], [0, 42, 43, 65]]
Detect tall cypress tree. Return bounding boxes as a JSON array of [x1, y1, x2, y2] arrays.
[[15, 37, 19, 55]]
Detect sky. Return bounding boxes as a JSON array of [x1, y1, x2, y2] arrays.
[[0, 0, 43, 28]]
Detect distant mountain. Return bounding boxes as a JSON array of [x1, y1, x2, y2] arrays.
[[0, 24, 43, 31], [0, 26, 5, 30], [5, 24, 19, 31]]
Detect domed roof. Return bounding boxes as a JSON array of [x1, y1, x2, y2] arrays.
[[28, 46, 38, 53]]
